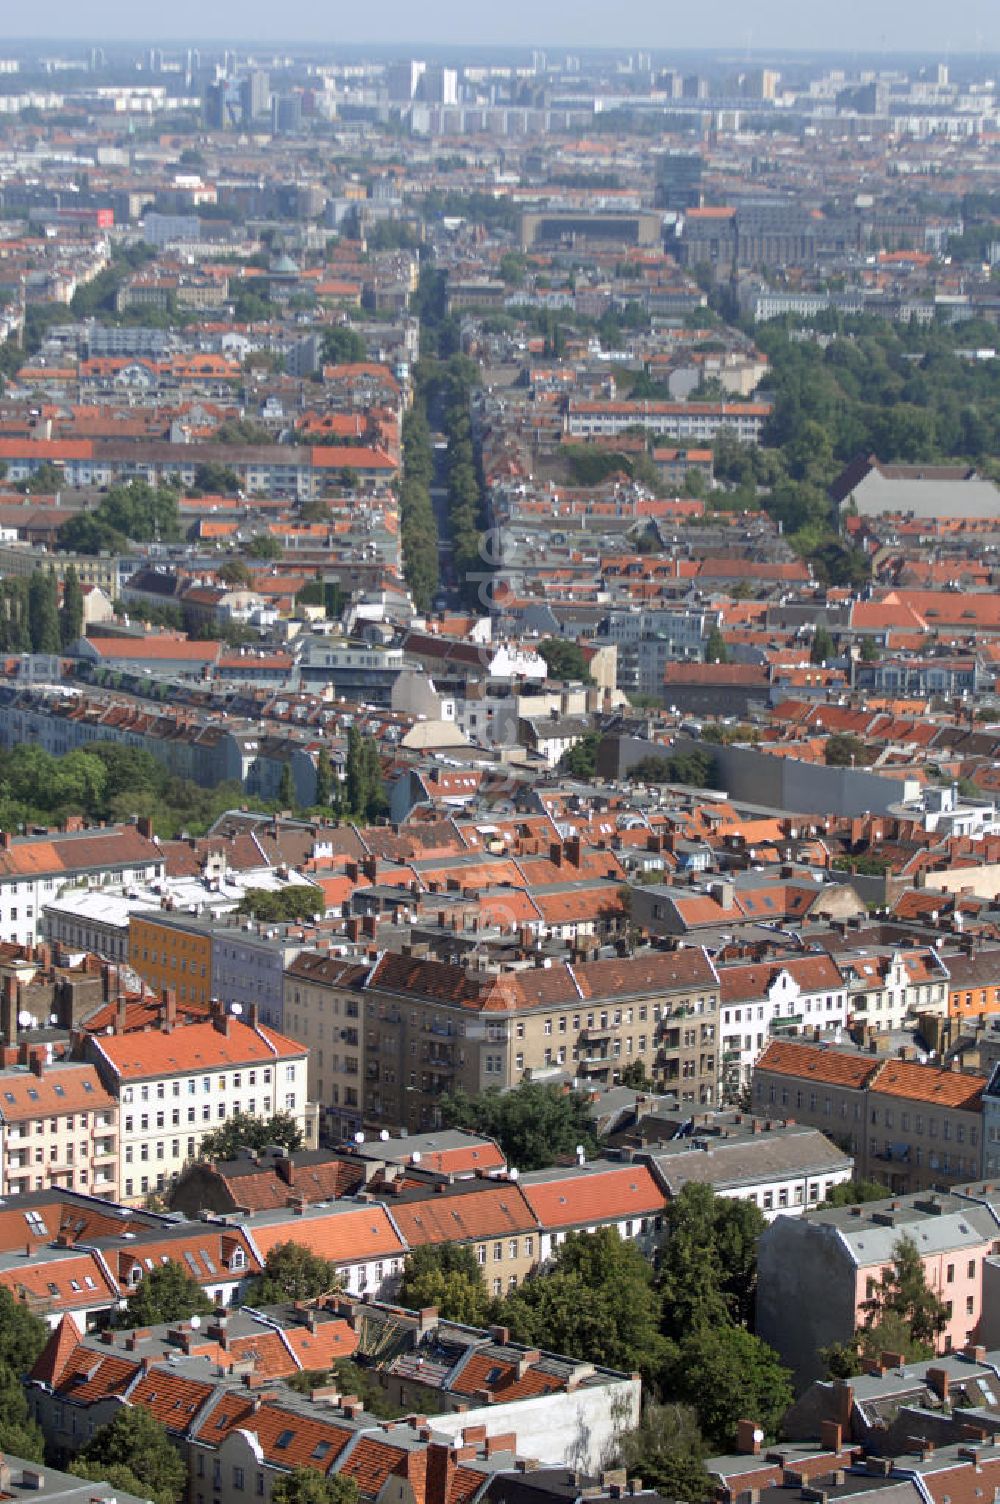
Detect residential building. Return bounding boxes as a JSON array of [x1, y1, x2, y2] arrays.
[[0, 822, 164, 948], [81, 1007, 315, 1202], [283, 947, 721, 1135], [719, 954, 850, 1097], [0, 1050, 117, 1199], [752, 1039, 986, 1193], [756, 1189, 997, 1383]]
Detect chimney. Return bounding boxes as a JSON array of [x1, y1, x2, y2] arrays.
[[0, 832, 11, 851], [29, 1050, 44, 1079], [161, 989, 177, 1031], [549, 841, 563, 868], [426, 1443, 456, 1504], [819, 1421, 843, 1454], [137, 816, 154, 840], [737, 1420, 763, 1456], [927, 1367, 950, 1402], [832, 1380, 854, 1432]]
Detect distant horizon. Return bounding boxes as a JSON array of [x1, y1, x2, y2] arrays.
[[1, 0, 997, 57]]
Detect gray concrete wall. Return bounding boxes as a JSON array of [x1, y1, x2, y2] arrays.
[[599, 733, 918, 818], [756, 1215, 857, 1388]]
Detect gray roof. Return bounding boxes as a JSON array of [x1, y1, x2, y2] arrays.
[[642, 1126, 852, 1194]]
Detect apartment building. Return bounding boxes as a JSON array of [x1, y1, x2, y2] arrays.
[[752, 1039, 986, 1193], [283, 947, 720, 1135], [0, 1051, 118, 1200], [388, 1179, 541, 1299], [283, 952, 369, 1140], [565, 398, 771, 446], [129, 911, 309, 1026], [0, 822, 164, 948], [82, 1008, 314, 1203], [719, 953, 850, 1097], [756, 1189, 998, 1384]]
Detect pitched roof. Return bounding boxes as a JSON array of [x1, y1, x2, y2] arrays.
[[519, 1162, 665, 1230], [90, 1018, 306, 1080]]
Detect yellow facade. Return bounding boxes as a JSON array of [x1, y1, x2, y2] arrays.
[[129, 915, 213, 1007]]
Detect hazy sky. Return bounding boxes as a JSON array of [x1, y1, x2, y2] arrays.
[[7, 0, 999, 53]]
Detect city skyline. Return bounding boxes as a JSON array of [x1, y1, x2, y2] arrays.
[[4, 0, 998, 54]]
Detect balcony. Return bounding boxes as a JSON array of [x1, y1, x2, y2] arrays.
[[580, 1025, 613, 1044]]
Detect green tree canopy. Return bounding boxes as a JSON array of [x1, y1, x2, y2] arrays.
[[59, 562, 84, 649], [614, 1403, 713, 1504], [825, 733, 866, 767], [538, 639, 594, 684], [399, 1244, 496, 1326], [118, 1261, 214, 1328], [0, 1362, 45, 1461], [704, 624, 729, 664], [77, 1404, 187, 1504], [662, 1324, 793, 1451], [237, 887, 324, 923], [820, 1179, 888, 1208], [825, 1232, 949, 1378], [320, 327, 367, 366], [498, 1228, 665, 1383], [440, 1081, 600, 1172], [245, 1242, 342, 1304], [273, 1470, 359, 1504], [810, 625, 835, 665], [198, 1110, 304, 1161]]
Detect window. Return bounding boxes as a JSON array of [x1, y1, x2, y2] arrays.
[[476, 1244, 486, 1266], [233, 1468, 245, 1491]]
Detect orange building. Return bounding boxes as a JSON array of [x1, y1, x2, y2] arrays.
[[129, 913, 213, 1008]]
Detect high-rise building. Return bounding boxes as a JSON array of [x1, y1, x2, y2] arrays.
[[656, 151, 703, 211], [240, 69, 270, 123], [386, 60, 425, 103], [417, 65, 458, 106], [272, 92, 303, 134]]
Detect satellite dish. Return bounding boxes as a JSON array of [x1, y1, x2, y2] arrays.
[[509, 1167, 519, 1180], [231, 1003, 243, 1016], [411, 1151, 421, 1164], [16, 1011, 31, 1028], [354, 1131, 365, 1144], [189, 1315, 202, 1329], [379, 1129, 390, 1141]]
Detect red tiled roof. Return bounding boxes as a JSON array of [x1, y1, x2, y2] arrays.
[[520, 1164, 665, 1231], [90, 1018, 306, 1080]]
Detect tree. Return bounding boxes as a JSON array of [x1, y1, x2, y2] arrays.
[[28, 569, 60, 653], [810, 625, 835, 665], [399, 1244, 496, 1326], [198, 1111, 304, 1161], [661, 1324, 793, 1451], [118, 1261, 214, 1328], [0, 1284, 47, 1373], [314, 747, 334, 806], [59, 563, 84, 650], [499, 1229, 665, 1383], [278, 763, 296, 809], [245, 1242, 342, 1305], [560, 731, 600, 779], [248, 535, 283, 561], [236, 888, 323, 923], [614, 1403, 713, 1504], [825, 733, 865, 767], [821, 1179, 888, 1208], [0, 1363, 45, 1461], [218, 559, 255, 587], [77, 1404, 187, 1504], [440, 1081, 600, 1172], [704, 625, 729, 664], [860, 1232, 948, 1353], [859, 636, 880, 662], [538, 639, 594, 684], [320, 327, 366, 366], [272, 1470, 359, 1504], [659, 1183, 730, 1340]]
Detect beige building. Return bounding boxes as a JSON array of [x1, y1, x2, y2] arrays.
[[752, 1038, 985, 1194], [0, 1049, 118, 1199], [283, 947, 720, 1137]]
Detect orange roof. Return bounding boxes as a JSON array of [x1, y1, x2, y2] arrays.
[[249, 1206, 406, 1265], [754, 1039, 876, 1090], [871, 1058, 986, 1112], [390, 1185, 537, 1247], [520, 1164, 664, 1231], [90, 1018, 306, 1080]]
